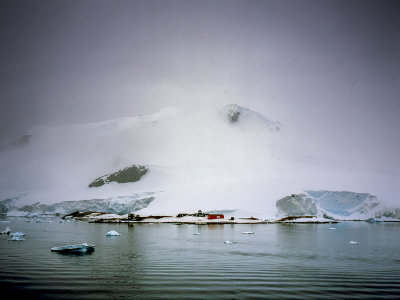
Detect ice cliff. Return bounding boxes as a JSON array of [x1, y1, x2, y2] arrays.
[[4, 193, 155, 217], [275, 190, 397, 220]]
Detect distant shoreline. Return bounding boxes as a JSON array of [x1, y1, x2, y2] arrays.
[[86, 215, 339, 224]]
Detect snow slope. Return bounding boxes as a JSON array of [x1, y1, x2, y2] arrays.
[[0, 104, 398, 218]]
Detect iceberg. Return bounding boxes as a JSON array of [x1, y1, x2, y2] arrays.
[[349, 241, 359, 245], [105, 231, 121, 236], [51, 243, 95, 254], [10, 232, 25, 237]]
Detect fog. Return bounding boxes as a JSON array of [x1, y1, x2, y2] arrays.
[[0, 0, 399, 211]]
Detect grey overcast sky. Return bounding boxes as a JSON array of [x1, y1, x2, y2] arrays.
[[1, 0, 399, 156]]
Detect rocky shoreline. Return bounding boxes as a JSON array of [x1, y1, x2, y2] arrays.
[[80, 214, 339, 224]]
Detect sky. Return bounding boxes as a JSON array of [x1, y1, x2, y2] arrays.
[[0, 0, 399, 166]]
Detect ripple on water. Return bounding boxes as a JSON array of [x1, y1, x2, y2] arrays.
[[1, 219, 400, 299]]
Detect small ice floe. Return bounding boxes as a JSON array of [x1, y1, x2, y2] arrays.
[[242, 231, 254, 234], [328, 228, 336, 230], [10, 232, 25, 237], [9, 236, 25, 241], [105, 231, 121, 236], [51, 243, 95, 254], [194, 233, 201, 235], [224, 240, 237, 244], [349, 241, 359, 245], [1, 226, 11, 234]]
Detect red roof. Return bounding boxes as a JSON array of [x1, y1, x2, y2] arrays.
[[207, 214, 224, 220]]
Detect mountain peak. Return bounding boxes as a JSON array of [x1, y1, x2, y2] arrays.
[[219, 104, 281, 131]]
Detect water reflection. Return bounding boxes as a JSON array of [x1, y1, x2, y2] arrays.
[[0, 218, 400, 299]]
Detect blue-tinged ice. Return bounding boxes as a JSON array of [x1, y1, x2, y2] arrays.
[[9, 236, 24, 241], [10, 232, 25, 237], [51, 243, 95, 253], [105, 231, 121, 236]]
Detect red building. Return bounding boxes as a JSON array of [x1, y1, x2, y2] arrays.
[[207, 214, 224, 220]]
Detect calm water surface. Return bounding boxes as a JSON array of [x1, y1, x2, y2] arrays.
[[1, 217, 400, 299]]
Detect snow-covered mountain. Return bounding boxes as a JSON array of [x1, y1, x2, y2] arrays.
[[0, 104, 398, 219]]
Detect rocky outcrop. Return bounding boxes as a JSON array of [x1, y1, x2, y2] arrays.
[[89, 165, 148, 188], [219, 104, 281, 131]]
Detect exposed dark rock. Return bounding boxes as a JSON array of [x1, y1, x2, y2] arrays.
[[276, 216, 316, 222], [62, 211, 106, 219], [227, 107, 241, 122], [219, 104, 281, 131], [89, 165, 148, 188]]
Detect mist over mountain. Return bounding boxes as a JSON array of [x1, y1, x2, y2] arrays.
[[0, 104, 398, 218]]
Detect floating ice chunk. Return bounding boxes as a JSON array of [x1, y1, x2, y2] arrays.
[[9, 236, 25, 241], [328, 228, 336, 230], [242, 231, 254, 234], [51, 243, 95, 253], [349, 241, 358, 245], [105, 231, 121, 236], [1, 226, 11, 234], [10, 232, 25, 237], [194, 233, 201, 235], [224, 240, 237, 244]]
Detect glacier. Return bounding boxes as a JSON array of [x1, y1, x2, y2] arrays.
[[275, 191, 389, 220], [4, 194, 155, 217], [0, 104, 398, 219]]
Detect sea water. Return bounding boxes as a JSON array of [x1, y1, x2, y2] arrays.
[[1, 217, 399, 299]]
